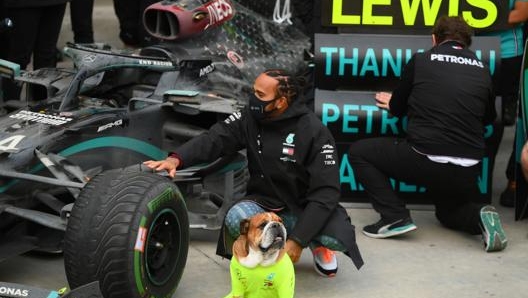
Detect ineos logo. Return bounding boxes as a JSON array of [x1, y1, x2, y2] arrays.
[[0, 287, 29, 297], [206, 0, 234, 24], [212, 0, 232, 20]]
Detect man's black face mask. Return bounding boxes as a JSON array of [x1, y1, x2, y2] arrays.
[[249, 93, 280, 120]]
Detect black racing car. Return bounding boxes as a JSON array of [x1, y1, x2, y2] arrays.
[[0, 1, 310, 297]]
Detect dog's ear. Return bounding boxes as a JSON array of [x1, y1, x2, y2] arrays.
[[239, 218, 250, 235], [233, 219, 250, 259], [233, 234, 249, 258]]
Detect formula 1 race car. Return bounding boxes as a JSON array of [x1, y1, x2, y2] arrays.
[[0, 0, 310, 297]]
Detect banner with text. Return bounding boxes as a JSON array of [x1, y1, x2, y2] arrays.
[[315, 33, 501, 90], [322, 0, 510, 34]]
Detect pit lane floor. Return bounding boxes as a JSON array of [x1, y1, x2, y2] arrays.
[[1, 2, 528, 297]]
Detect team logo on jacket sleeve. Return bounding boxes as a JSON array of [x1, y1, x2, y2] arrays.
[[321, 144, 336, 166], [224, 112, 242, 124]]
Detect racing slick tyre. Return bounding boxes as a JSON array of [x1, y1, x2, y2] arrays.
[[63, 169, 189, 298]]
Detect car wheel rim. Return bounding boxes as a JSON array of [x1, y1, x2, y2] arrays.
[[145, 208, 181, 286]]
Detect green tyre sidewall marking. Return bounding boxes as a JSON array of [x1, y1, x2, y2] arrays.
[[132, 183, 189, 298]]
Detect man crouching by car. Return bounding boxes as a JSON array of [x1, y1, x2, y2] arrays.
[[144, 69, 364, 277]]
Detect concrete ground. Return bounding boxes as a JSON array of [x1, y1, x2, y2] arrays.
[[1, 1, 527, 298]]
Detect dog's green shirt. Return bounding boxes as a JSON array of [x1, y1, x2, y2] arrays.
[[224, 254, 295, 298]]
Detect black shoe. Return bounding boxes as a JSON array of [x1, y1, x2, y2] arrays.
[[499, 181, 515, 208], [502, 99, 517, 126], [363, 217, 417, 239]]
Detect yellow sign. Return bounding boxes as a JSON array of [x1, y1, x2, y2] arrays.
[[325, 0, 507, 31]]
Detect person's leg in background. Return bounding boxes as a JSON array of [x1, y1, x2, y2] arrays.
[[499, 57, 522, 127], [33, 4, 67, 70], [348, 138, 423, 237], [70, 0, 94, 44], [113, 0, 141, 47], [113, 0, 158, 47], [430, 163, 508, 252], [500, 135, 517, 207], [430, 165, 485, 235], [0, 3, 10, 105], [498, 55, 523, 207], [138, 0, 159, 47], [348, 138, 415, 221], [31, 4, 67, 100], [0, 3, 8, 58], [4, 7, 39, 67], [2, 7, 40, 100]]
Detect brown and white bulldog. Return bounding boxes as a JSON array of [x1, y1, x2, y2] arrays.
[[233, 212, 288, 267], [226, 212, 295, 298]]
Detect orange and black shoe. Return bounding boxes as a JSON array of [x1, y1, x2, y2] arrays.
[[311, 246, 338, 277]]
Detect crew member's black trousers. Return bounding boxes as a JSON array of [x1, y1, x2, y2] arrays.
[[113, 0, 157, 46], [4, 5, 66, 70], [498, 56, 523, 181], [348, 137, 484, 235], [70, 0, 94, 44], [2, 4, 66, 100]]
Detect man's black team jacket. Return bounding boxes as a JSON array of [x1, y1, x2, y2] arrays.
[[390, 40, 496, 159], [173, 97, 364, 269]]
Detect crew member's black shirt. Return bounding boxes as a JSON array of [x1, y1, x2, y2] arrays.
[[390, 40, 496, 159]]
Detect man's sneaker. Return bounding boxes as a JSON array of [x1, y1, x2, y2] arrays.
[[311, 246, 337, 277], [480, 206, 508, 252], [363, 217, 417, 239]]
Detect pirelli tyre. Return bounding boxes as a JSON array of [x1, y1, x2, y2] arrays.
[[63, 169, 189, 298]]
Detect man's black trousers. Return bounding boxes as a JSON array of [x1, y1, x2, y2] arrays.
[[348, 137, 484, 235]]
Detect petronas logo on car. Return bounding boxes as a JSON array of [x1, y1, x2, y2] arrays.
[[0, 286, 29, 297]]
